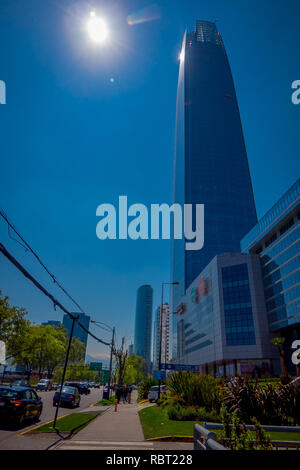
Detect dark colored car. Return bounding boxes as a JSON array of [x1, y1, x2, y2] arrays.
[[53, 386, 80, 408], [11, 381, 31, 388], [64, 382, 90, 395], [0, 386, 43, 426]]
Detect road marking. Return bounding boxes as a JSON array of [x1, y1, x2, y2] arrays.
[[17, 414, 68, 436]]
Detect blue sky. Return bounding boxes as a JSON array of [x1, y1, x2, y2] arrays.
[[0, 0, 299, 361]]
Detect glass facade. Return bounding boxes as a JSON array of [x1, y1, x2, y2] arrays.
[[173, 253, 272, 374], [183, 290, 213, 356], [171, 20, 257, 358], [62, 313, 90, 360], [241, 179, 300, 333], [222, 264, 256, 346], [133, 285, 153, 371]]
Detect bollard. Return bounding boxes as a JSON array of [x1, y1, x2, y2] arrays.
[[114, 399, 118, 412]]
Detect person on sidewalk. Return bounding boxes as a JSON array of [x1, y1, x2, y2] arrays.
[[115, 385, 121, 404], [122, 385, 128, 403], [127, 385, 132, 404]]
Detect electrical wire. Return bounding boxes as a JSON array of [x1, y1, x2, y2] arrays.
[[0, 208, 86, 315], [0, 241, 111, 347]]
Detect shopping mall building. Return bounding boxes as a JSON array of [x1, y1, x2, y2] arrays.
[[173, 180, 300, 376]]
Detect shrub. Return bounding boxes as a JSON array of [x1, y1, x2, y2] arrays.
[[166, 371, 221, 411], [167, 404, 181, 420], [180, 406, 198, 421], [137, 377, 157, 402], [219, 405, 272, 450], [223, 376, 300, 425], [205, 409, 221, 423], [167, 405, 198, 421], [158, 394, 184, 409]]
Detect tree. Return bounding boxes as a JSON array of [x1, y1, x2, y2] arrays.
[[271, 337, 287, 377], [0, 290, 30, 357], [123, 354, 147, 385], [69, 337, 85, 363], [13, 324, 85, 379], [54, 362, 98, 382], [114, 339, 128, 386]]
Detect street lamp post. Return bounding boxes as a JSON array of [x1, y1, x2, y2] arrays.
[[90, 320, 115, 399], [158, 281, 179, 400]]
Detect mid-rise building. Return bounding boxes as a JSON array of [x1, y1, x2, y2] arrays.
[[128, 344, 134, 356], [133, 285, 153, 371], [153, 304, 171, 370], [170, 20, 257, 358], [241, 179, 300, 374], [62, 313, 90, 361], [41, 320, 61, 328], [174, 253, 275, 376]]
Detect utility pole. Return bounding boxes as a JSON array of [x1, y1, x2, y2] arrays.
[[53, 314, 79, 430], [108, 327, 115, 398]]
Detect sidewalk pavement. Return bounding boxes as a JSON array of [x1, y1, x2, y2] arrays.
[[55, 394, 193, 451]]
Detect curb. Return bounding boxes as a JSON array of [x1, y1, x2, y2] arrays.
[[17, 414, 68, 436], [146, 436, 193, 443]]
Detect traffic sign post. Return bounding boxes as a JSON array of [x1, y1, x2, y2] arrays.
[[89, 362, 102, 371], [153, 370, 166, 381], [100, 369, 110, 384]]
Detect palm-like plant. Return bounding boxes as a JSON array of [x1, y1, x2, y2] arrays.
[[271, 337, 287, 377]]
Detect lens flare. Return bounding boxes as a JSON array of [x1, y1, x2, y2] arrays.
[[127, 4, 160, 26]]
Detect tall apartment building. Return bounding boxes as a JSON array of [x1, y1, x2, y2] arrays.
[[133, 285, 153, 371], [153, 304, 171, 370]]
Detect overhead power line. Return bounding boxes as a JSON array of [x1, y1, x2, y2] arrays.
[[0, 208, 86, 315], [0, 241, 111, 347]]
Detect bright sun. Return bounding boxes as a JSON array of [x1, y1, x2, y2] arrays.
[[87, 12, 109, 43]]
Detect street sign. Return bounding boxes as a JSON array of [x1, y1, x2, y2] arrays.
[[90, 362, 102, 371], [153, 370, 166, 380], [161, 363, 201, 372], [100, 370, 110, 383], [0, 341, 6, 365]]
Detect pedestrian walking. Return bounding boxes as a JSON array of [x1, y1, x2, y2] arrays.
[[127, 385, 132, 404], [122, 385, 128, 403], [115, 386, 121, 404]]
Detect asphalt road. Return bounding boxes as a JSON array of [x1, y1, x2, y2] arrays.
[[0, 387, 103, 450]]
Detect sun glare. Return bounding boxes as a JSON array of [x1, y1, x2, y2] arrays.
[[87, 12, 109, 43]]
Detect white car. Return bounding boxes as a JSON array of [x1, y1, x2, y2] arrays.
[[36, 379, 52, 391], [148, 385, 166, 402]]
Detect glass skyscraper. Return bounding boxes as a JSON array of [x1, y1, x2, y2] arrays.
[[171, 21, 257, 357], [62, 312, 90, 361], [133, 285, 153, 371]]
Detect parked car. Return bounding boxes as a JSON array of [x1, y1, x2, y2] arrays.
[[64, 382, 90, 395], [36, 379, 52, 391], [11, 380, 30, 388], [0, 386, 43, 426], [93, 383, 100, 388], [53, 386, 80, 408], [148, 385, 167, 403], [79, 383, 91, 394], [52, 383, 59, 390]]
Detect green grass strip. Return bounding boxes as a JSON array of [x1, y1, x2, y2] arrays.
[[139, 406, 300, 442], [32, 412, 99, 434], [95, 396, 115, 406], [139, 406, 196, 439]]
